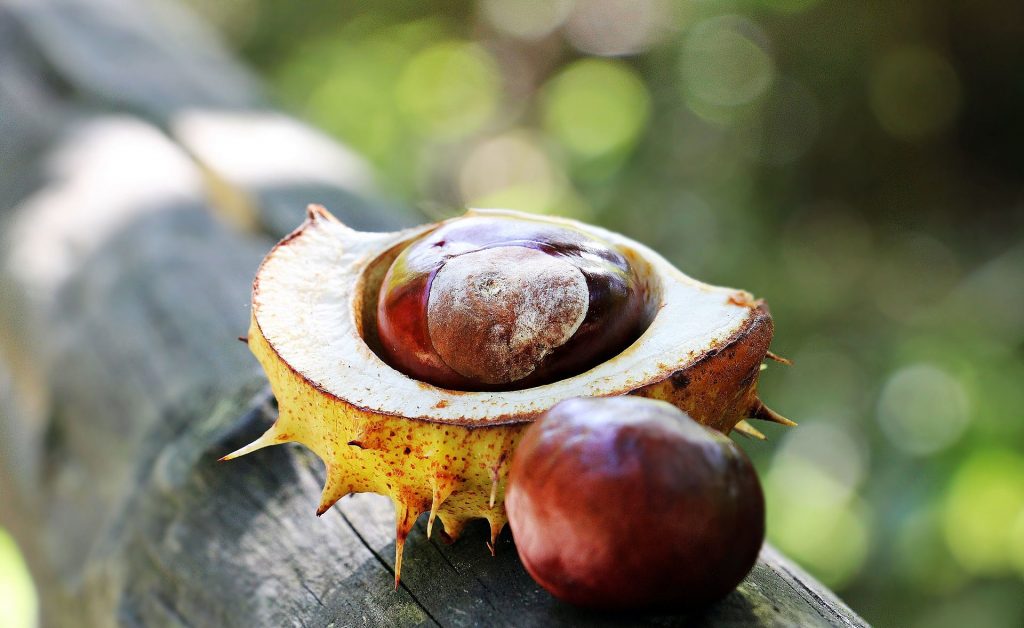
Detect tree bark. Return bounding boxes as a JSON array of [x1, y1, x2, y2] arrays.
[[0, 1, 868, 625]]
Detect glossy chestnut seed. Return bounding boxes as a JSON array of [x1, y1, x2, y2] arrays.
[[505, 396, 765, 609], [376, 216, 646, 391]]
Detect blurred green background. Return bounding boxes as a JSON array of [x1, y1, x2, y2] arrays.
[[5, 0, 1023, 626]]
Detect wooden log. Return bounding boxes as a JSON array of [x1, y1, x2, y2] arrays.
[[5, 0, 262, 120], [0, 0, 869, 625]]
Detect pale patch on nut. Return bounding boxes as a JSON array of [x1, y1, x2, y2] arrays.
[[427, 246, 589, 384]]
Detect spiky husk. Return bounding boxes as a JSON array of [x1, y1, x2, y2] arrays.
[[224, 317, 525, 586], [221, 207, 791, 586]]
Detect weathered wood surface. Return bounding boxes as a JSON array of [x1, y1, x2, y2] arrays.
[[0, 1, 868, 626]]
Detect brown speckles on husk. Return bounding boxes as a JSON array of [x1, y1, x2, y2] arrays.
[[633, 305, 788, 435], [222, 320, 532, 584]]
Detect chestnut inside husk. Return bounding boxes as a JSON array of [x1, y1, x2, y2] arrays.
[[225, 206, 788, 587], [505, 396, 766, 609], [376, 215, 649, 391]]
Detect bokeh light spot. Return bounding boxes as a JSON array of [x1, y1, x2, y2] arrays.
[[480, 0, 573, 41], [542, 59, 651, 160], [869, 46, 961, 141], [286, 38, 406, 161], [564, 0, 673, 56], [765, 456, 871, 587], [396, 41, 500, 140], [0, 529, 37, 628], [943, 450, 1024, 575], [776, 422, 868, 501], [680, 16, 774, 110], [877, 363, 970, 456], [458, 130, 566, 213]]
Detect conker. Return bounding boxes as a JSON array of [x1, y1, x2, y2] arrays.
[[505, 396, 765, 609], [376, 216, 646, 390]]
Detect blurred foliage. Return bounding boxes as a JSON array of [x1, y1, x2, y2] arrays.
[[191, 0, 1021, 625], [0, 528, 37, 628]]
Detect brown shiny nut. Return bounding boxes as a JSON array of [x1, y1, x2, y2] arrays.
[[376, 215, 646, 390], [505, 396, 765, 609]]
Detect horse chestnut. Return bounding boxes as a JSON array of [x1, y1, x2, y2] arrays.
[[505, 396, 765, 609], [376, 215, 646, 390]]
